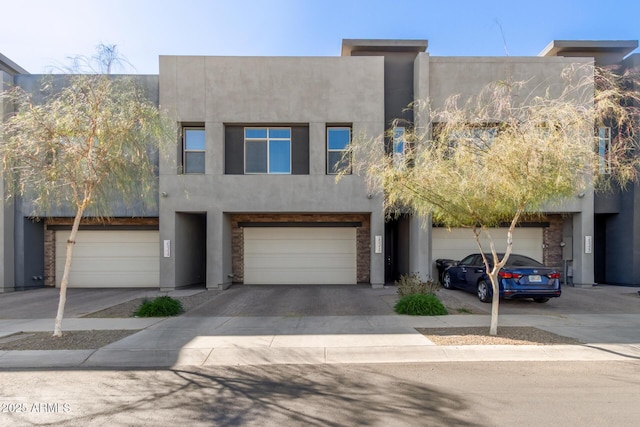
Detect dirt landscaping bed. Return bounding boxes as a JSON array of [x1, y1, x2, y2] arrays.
[[418, 326, 583, 346]]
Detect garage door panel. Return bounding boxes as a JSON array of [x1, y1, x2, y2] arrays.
[[55, 230, 159, 288], [245, 254, 355, 269], [61, 231, 159, 243], [244, 227, 357, 285], [67, 273, 158, 288], [432, 227, 543, 264], [247, 227, 353, 240], [66, 245, 158, 258], [245, 240, 354, 255], [245, 269, 356, 285], [64, 258, 159, 272]]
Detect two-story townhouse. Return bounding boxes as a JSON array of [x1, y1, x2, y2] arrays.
[[158, 53, 386, 289]]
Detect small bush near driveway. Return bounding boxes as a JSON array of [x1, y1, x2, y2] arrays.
[[394, 294, 448, 316], [134, 296, 184, 317]]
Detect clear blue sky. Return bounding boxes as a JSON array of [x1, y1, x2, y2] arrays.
[[2, 0, 639, 74]]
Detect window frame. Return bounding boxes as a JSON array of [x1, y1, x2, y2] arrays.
[[449, 127, 498, 150], [598, 126, 611, 174], [393, 126, 406, 168], [244, 127, 292, 174], [326, 126, 352, 175], [182, 126, 206, 174]]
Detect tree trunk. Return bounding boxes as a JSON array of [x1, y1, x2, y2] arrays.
[[486, 214, 520, 336], [489, 272, 500, 335], [53, 207, 84, 337]]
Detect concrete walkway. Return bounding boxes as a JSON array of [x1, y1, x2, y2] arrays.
[[1, 286, 639, 369]]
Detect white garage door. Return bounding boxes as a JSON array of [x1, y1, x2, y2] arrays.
[[55, 230, 159, 288], [432, 227, 543, 265], [244, 227, 357, 285]]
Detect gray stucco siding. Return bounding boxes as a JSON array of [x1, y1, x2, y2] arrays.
[[424, 56, 593, 108]]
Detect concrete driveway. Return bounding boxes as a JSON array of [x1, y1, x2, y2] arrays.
[[0, 283, 638, 319], [438, 284, 640, 316], [0, 287, 194, 319], [0, 285, 398, 319], [184, 285, 397, 317]]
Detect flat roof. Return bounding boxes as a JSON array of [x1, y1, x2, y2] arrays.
[[539, 40, 638, 58], [341, 39, 428, 56], [0, 52, 29, 75]]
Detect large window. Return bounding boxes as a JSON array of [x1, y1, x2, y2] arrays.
[[245, 127, 291, 174], [327, 126, 351, 174], [598, 127, 611, 174], [183, 127, 205, 174], [443, 126, 497, 160], [449, 127, 497, 149]]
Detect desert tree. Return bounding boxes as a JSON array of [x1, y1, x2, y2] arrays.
[[347, 64, 640, 335], [0, 45, 175, 336]]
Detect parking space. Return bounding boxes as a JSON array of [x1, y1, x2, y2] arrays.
[[438, 284, 640, 315]]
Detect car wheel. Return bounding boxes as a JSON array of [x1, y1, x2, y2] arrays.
[[442, 272, 454, 289], [533, 298, 549, 303], [477, 280, 491, 303]]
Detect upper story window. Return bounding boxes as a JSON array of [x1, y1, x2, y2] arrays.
[[393, 127, 406, 168], [183, 127, 205, 174], [449, 127, 497, 149], [327, 126, 351, 174], [245, 127, 291, 174], [598, 127, 611, 174], [443, 126, 497, 160]]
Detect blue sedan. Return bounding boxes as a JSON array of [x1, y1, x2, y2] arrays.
[[441, 253, 561, 303]]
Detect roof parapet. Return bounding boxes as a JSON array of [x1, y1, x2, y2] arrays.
[[341, 39, 428, 56], [539, 40, 638, 65]]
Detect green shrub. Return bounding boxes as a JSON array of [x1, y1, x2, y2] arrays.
[[134, 296, 183, 317], [394, 293, 448, 316], [395, 273, 440, 297]]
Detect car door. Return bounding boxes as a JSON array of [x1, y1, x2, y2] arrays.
[[464, 255, 486, 290], [452, 254, 478, 290]]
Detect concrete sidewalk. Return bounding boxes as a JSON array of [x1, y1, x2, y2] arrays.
[[1, 312, 639, 369], [0, 285, 639, 369]]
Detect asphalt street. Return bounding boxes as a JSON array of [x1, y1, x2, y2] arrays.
[[1, 361, 639, 426]]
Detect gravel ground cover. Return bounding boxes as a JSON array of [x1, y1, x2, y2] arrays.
[[417, 326, 583, 346], [0, 330, 137, 350], [83, 291, 221, 318]]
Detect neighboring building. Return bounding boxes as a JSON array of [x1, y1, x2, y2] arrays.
[[0, 38, 636, 292], [540, 40, 640, 286]]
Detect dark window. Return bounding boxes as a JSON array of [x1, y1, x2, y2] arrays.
[[598, 127, 611, 174], [245, 127, 291, 174], [327, 126, 351, 174], [505, 254, 543, 267], [459, 254, 477, 266], [183, 127, 205, 174], [225, 125, 308, 175]]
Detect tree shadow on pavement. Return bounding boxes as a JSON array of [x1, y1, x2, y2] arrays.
[[8, 365, 486, 426]]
